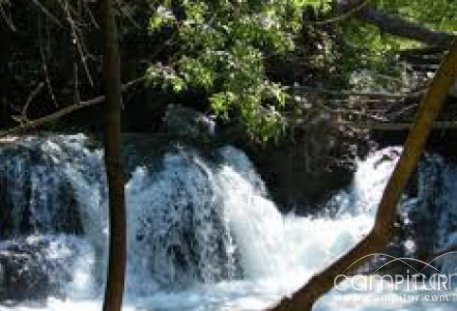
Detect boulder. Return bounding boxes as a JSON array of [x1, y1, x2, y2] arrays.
[[162, 104, 215, 141], [0, 235, 91, 302], [253, 116, 362, 214]]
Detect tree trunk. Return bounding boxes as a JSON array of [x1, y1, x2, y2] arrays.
[[101, 0, 126, 311], [337, 0, 455, 47], [267, 38, 457, 311]]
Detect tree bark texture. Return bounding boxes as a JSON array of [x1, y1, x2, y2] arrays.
[[101, 0, 126, 310]]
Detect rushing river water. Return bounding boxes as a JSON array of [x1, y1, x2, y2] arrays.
[[0, 134, 457, 310]]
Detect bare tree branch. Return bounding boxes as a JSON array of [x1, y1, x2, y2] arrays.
[[38, 19, 59, 108], [0, 76, 146, 138], [30, 0, 63, 27], [337, 0, 455, 47], [21, 82, 45, 117], [59, 0, 95, 87], [293, 86, 425, 99], [340, 121, 457, 131], [307, 0, 369, 25], [0, 2, 16, 31]]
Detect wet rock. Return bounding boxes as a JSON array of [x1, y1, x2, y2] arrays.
[[0, 235, 89, 302], [162, 104, 215, 141], [253, 117, 362, 214]]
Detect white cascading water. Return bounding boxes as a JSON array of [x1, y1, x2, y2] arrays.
[[1, 135, 457, 311]]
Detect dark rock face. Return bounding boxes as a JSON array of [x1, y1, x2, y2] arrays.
[[162, 104, 216, 141], [0, 235, 90, 302], [253, 118, 362, 214], [405, 155, 457, 260], [257, 151, 354, 214], [0, 247, 52, 301]]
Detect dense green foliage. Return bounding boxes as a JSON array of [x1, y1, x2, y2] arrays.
[[147, 0, 331, 141], [145, 0, 456, 141], [1, 0, 456, 143]]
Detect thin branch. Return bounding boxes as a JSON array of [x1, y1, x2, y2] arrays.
[[386, 103, 418, 119], [307, 0, 370, 26], [346, 120, 457, 131], [0, 76, 146, 138], [30, 0, 63, 27], [314, 101, 388, 122], [59, 0, 94, 87], [21, 82, 45, 117], [38, 20, 59, 108], [84, 4, 100, 29], [73, 62, 81, 105], [293, 86, 425, 99], [114, 0, 140, 29], [0, 2, 16, 31]]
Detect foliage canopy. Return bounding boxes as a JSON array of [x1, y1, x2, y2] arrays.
[[147, 0, 331, 142]]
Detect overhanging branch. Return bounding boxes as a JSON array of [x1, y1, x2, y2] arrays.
[[337, 0, 455, 47]]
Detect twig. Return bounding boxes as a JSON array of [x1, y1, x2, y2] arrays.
[[314, 101, 388, 122], [30, 0, 63, 27], [21, 82, 45, 117], [115, 0, 140, 29], [0, 76, 147, 138], [38, 20, 59, 108], [387, 103, 418, 119], [293, 85, 425, 99], [73, 62, 81, 105], [306, 0, 370, 26], [84, 4, 100, 29], [346, 120, 457, 131], [319, 98, 399, 104], [0, 2, 16, 31], [59, 0, 94, 87]]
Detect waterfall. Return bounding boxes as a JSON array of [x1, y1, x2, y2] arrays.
[[405, 154, 457, 273], [1, 135, 457, 310], [125, 147, 239, 294]]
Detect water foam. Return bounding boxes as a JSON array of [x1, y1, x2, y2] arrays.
[[1, 136, 457, 310]]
